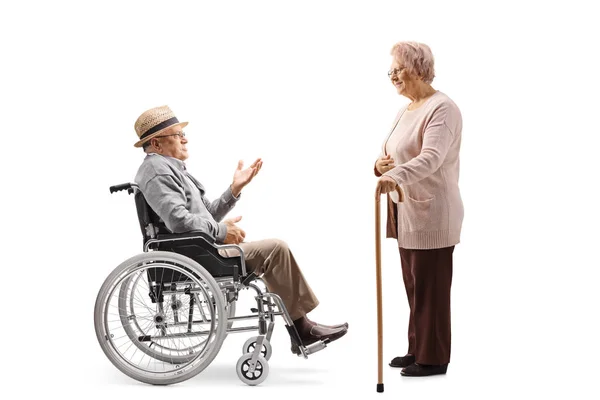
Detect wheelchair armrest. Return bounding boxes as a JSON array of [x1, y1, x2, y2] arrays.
[[156, 231, 216, 243]]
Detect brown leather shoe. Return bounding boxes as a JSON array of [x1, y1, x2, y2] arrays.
[[291, 324, 348, 355], [305, 316, 349, 330], [315, 322, 349, 330]]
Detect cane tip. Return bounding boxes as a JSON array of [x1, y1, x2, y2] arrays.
[[377, 383, 384, 393]]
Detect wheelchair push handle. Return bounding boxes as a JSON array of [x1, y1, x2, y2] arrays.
[[110, 182, 138, 195]]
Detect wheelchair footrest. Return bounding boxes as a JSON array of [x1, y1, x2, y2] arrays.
[[285, 324, 329, 357], [303, 340, 329, 355]]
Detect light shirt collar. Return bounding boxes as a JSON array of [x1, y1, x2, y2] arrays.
[[147, 153, 187, 171]]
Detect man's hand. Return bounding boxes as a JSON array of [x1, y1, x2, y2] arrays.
[[375, 176, 398, 198], [223, 216, 246, 244], [231, 158, 263, 197], [375, 155, 395, 175]]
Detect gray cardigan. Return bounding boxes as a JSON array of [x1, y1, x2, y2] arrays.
[[134, 153, 239, 243]]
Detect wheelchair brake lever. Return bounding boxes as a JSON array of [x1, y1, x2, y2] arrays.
[[241, 272, 257, 287]]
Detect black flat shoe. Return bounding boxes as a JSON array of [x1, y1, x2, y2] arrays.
[[401, 363, 448, 377], [389, 354, 415, 368]]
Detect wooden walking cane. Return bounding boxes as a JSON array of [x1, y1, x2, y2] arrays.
[[376, 184, 404, 393]]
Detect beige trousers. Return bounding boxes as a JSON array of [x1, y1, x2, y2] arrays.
[[220, 239, 319, 320]]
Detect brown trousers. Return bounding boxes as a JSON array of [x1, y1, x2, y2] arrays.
[[399, 245, 454, 365], [220, 239, 320, 320]]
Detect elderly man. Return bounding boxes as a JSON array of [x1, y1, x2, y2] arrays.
[[132, 105, 348, 354]]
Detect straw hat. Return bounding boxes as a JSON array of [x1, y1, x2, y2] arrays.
[[133, 105, 188, 147]]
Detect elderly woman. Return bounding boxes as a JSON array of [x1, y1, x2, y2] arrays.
[[374, 41, 464, 377]]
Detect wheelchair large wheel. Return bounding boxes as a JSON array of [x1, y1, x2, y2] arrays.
[[94, 251, 228, 385], [118, 275, 237, 360], [117, 274, 233, 364]]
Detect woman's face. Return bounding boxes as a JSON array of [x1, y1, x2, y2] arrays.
[[389, 58, 414, 96]]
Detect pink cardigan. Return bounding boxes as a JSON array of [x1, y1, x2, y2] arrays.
[[376, 91, 464, 249]]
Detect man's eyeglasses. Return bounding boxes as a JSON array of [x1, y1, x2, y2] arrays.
[[388, 67, 405, 78], [156, 131, 186, 139]]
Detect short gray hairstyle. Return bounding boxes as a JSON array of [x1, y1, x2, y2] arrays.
[[391, 41, 435, 84]]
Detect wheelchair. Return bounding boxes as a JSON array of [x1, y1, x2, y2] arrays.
[[94, 182, 330, 386]]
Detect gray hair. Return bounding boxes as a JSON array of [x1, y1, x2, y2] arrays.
[[390, 41, 435, 84]]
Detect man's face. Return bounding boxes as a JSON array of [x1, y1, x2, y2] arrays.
[[151, 125, 189, 161]]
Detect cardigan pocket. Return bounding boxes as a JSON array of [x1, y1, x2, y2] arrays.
[[403, 195, 435, 231]]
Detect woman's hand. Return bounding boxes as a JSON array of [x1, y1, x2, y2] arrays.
[[375, 176, 398, 198], [376, 155, 395, 174]]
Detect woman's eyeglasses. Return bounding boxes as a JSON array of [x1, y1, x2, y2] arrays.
[[388, 67, 405, 77]]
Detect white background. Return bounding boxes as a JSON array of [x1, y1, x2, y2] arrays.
[[1, 0, 599, 398]]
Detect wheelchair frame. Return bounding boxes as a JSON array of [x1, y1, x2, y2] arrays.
[[94, 182, 329, 386]]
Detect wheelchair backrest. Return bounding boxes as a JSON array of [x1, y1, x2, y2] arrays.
[[133, 188, 170, 245], [110, 183, 161, 246]]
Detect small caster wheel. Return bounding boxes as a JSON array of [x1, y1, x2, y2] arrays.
[[242, 336, 272, 360], [236, 353, 269, 386]]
